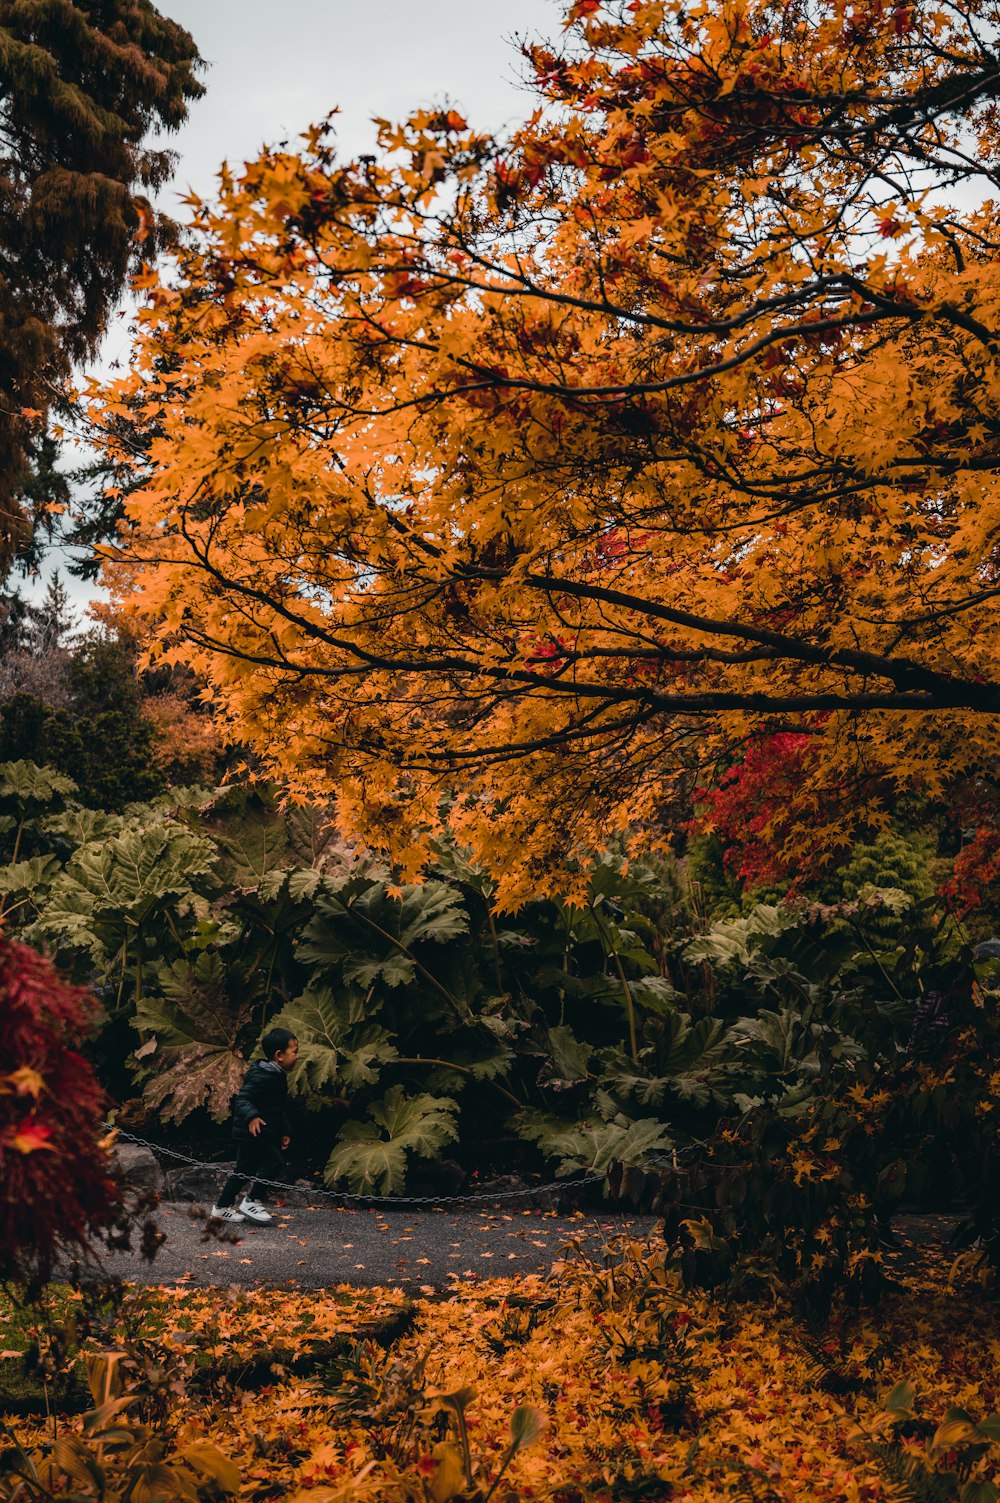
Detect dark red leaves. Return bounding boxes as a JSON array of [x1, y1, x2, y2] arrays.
[[0, 937, 121, 1281]]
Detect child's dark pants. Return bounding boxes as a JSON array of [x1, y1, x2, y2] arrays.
[[217, 1138, 285, 1207]]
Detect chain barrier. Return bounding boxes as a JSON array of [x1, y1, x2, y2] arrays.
[[110, 1125, 709, 1212]]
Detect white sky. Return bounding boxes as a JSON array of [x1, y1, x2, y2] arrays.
[[160, 0, 559, 193], [100, 0, 560, 373], [38, 0, 561, 606]]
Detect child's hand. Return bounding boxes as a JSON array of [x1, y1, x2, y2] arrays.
[[249, 1116, 265, 1136], [281, 1135, 291, 1150]]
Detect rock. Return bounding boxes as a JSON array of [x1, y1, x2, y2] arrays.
[[112, 1143, 164, 1196], [465, 1173, 563, 1212], [403, 1158, 468, 1200], [272, 1178, 326, 1209], [164, 1163, 233, 1204], [163, 1165, 318, 1208]]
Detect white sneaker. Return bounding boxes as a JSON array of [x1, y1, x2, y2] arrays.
[[209, 1204, 245, 1222], [239, 1198, 273, 1225]]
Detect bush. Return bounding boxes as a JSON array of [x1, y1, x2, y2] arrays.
[[0, 936, 122, 1282]]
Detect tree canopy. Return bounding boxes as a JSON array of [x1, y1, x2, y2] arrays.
[[93, 0, 1000, 902], [0, 0, 202, 566]]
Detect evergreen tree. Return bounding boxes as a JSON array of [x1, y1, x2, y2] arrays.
[[0, 631, 164, 809], [0, 0, 203, 566], [26, 571, 77, 653]]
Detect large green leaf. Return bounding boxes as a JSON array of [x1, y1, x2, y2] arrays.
[[729, 1007, 865, 1086], [684, 905, 793, 968], [429, 839, 498, 901], [68, 821, 217, 922], [138, 954, 251, 1048], [338, 1040, 394, 1087], [23, 881, 104, 960], [256, 866, 329, 904], [325, 1127, 409, 1196], [0, 761, 80, 871], [125, 784, 223, 819], [132, 955, 256, 1123], [27, 818, 217, 964], [344, 950, 418, 989], [545, 1025, 592, 1084], [663, 1013, 728, 1071], [325, 1086, 459, 1194], [450, 1035, 516, 1081], [597, 1013, 732, 1110], [0, 760, 77, 807], [143, 955, 233, 1040], [514, 1107, 673, 1176], [269, 986, 399, 1096], [597, 1065, 670, 1109], [633, 975, 683, 1014], [40, 807, 120, 847], [0, 854, 60, 898], [370, 1086, 459, 1147], [297, 875, 469, 988]]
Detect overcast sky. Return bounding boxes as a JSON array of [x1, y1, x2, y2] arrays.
[[157, 0, 560, 201], [43, 0, 561, 605], [97, 0, 559, 372]]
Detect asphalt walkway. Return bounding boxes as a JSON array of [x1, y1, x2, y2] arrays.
[[91, 1201, 662, 1290]]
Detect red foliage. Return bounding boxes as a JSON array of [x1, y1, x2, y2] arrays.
[[0, 936, 121, 1281], [692, 731, 816, 890], [940, 824, 1000, 917]]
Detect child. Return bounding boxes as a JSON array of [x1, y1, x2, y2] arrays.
[[210, 1028, 299, 1225]]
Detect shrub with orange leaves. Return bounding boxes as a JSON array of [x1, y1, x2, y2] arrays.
[[0, 935, 122, 1282], [141, 690, 222, 785]]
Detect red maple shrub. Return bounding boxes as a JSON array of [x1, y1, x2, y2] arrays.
[[0, 935, 122, 1282], [691, 731, 819, 891], [939, 821, 1000, 919], [928, 777, 1000, 921]]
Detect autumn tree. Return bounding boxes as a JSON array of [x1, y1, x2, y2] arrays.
[[0, 0, 203, 568], [93, 0, 1000, 902]]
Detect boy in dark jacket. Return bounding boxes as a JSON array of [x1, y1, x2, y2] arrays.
[[210, 1027, 299, 1226]]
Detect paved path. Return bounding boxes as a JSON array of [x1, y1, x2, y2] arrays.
[[92, 1201, 661, 1290]]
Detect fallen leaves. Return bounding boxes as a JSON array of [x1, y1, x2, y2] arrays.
[[6, 1236, 999, 1503]]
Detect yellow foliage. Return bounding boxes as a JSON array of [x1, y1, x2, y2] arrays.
[[84, 0, 1000, 901], [140, 693, 221, 785], [6, 1241, 1000, 1502]]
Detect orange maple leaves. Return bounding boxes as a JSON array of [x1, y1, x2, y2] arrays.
[[1, 1066, 53, 1155], [87, 0, 1000, 899]]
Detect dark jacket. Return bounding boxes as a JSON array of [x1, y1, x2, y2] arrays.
[[230, 1060, 291, 1143]]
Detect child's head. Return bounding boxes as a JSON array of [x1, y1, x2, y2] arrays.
[[261, 1027, 299, 1069]]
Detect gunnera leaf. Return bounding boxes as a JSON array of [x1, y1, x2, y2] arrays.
[[325, 1086, 459, 1195]]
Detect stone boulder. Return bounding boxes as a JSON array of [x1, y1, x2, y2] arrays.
[[272, 1178, 326, 1209], [402, 1158, 468, 1201], [164, 1163, 232, 1204], [164, 1165, 321, 1209], [111, 1142, 164, 1196], [464, 1173, 562, 1212]]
